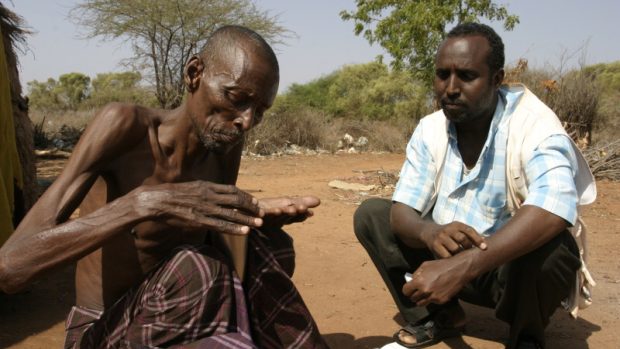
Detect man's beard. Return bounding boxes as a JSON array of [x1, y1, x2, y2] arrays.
[[191, 117, 243, 151]]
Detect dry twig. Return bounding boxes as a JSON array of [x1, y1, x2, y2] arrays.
[[584, 140, 620, 181]]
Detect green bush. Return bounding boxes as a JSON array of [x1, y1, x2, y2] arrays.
[[279, 61, 431, 123], [584, 61, 620, 143]]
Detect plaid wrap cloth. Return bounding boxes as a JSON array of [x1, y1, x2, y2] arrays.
[[65, 229, 329, 349], [244, 229, 327, 349]]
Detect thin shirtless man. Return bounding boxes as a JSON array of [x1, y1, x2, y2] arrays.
[[0, 25, 328, 348]]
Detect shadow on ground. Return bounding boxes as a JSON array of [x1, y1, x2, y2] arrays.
[[325, 302, 601, 349], [459, 302, 601, 349], [0, 262, 602, 349], [0, 263, 75, 347], [323, 333, 392, 349]]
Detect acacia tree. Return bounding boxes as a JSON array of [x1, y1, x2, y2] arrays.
[[57, 72, 91, 109], [340, 0, 519, 85], [70, 0, 288, 108]]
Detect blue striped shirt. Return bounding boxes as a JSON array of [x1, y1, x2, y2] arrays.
[[393, 88, 579, 236]]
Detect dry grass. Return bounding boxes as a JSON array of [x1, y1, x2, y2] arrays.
[[506, 60, 601, 146], [29, 109, 95, 134], [30, 106, 415, 154], [30, 109, 94, 149], [245, 107, 416, 155]]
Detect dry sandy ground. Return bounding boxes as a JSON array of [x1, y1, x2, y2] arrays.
[[1, 153, 619, 348]]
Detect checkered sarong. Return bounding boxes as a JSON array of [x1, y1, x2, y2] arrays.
[[244, 229, 328, 348], [65, 229, 328, 348]]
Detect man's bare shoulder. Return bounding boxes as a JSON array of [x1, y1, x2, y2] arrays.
[[57, 103, 163, 175], [93, 102, 161, 130], [80, 102, 164, 149]]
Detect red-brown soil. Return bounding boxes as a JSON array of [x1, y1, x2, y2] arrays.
[[1, 153, 619, 348]]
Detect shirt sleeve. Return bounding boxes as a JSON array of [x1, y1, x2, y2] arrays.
[[392, 125, 437, 212], [522, 134, 579, 225]]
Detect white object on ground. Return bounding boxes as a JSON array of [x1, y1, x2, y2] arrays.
[[379, 342, 409, 349]]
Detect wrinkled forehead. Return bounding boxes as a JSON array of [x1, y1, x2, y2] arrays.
[[208, 42, 279, 101], [207, 42, 279, 81]]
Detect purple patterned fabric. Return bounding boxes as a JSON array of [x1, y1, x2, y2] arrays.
[[244, 229, 329, 349], [64, 230, 329, 349]]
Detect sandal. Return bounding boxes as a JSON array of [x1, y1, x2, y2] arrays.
[[392, 316, 464, 348]]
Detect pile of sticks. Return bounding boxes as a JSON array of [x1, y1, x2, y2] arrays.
[[584, 140, 620, 181]]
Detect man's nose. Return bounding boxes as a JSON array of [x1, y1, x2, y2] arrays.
[[446, 75, 460, 97], [233, 108, 255, 131]]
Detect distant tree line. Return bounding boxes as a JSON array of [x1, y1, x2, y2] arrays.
[[27, 71, 156, 111]]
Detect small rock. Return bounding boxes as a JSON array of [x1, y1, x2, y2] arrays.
[[328, 180, 376, 191]]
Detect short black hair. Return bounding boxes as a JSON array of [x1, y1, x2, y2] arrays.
[[446, 22, 505, 74], [201, 25, 279, 73]]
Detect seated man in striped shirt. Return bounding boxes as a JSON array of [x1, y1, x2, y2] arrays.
[[0, 25, 328, 348], [354, 22, 595, 349]]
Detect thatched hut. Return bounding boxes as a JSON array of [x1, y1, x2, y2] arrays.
[[0, 2, 36, 244]]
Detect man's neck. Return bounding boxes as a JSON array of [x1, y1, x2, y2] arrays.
[[454, 94, 499, 167], [158, 104, 210, 173], [455, 113, 493, 141]]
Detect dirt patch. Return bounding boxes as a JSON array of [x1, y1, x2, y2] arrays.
[[2, 153, 619, 348]]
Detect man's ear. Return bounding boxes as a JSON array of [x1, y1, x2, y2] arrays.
[[494, 68, 505, 87], [184, 55, 205, 93]]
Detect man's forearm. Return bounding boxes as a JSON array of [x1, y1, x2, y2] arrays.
[[458, 205, 569, 281], [0, 193, 148, 293], [390, 202, 439, 248]]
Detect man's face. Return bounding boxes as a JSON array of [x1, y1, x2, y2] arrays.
[[433, 35, 501, 124], [191, 45, 279, 151]]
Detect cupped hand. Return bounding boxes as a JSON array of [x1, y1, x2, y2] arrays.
[[258, 195, 320, 228], [421, 221, 487, 258], [134, 181, 263, 235]]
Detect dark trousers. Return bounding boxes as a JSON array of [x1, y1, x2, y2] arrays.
[[353, 198, 581, 348]]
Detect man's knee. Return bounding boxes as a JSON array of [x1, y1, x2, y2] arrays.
[[255, 227, 296, 277], [125, 246, 238, 344], [161, 245, 234, 293], [538, 233, 581, 294], [353, 198, 392, 243], [503, 231, 581, 298]]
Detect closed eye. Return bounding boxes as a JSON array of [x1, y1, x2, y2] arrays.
[[435, 69, 450, 80], [224, 89, 252, 109], [457, 70, 478, 82]]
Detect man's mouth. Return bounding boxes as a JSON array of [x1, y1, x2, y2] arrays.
[[441, 101, 467, 112], [214, 130, 243, 143]]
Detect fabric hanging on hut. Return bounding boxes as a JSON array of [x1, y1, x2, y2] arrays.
[[0, 26, 23, 246]]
